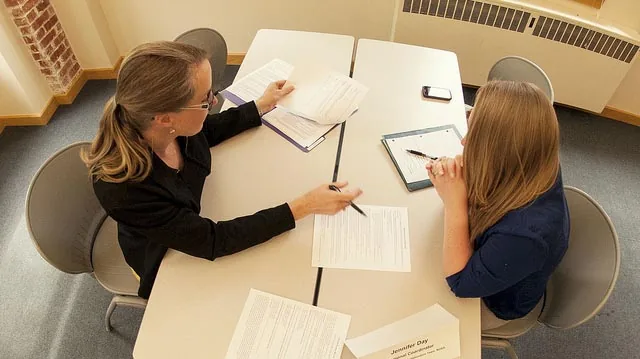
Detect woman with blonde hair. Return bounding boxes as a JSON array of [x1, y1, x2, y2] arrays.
[[426, 81, 569, 330], [83, 41, 362, 299]]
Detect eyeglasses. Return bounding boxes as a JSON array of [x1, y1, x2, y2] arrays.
[[181, 89, 219, 111]]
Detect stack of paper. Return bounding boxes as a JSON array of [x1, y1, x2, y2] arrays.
[[221, 59, 294, 105], [345, 304, 460, 359], [261, 107, 336, 151], [221, 59, 368, 151], [278, 63, 369, 125], [225, 289, 351, 359]]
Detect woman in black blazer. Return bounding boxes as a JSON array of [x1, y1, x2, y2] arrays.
[[83, 41, 361, 298]]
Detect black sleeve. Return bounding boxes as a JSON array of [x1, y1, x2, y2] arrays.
[[201, 101, 262, 147], [105, 187, 295, 260]]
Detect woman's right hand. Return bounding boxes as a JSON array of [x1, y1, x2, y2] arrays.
[[288, 181, 363, 220]]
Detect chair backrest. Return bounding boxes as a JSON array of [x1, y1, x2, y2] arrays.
[[538, 186, 620, 329], [175, 28, 228, 114], [487, 56, 555, 102], [25, 142, 107, 274]]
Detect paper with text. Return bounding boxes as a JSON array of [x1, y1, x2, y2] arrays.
[[345, 304, 460, 359], [278, 64, 369, 125], [222, 59, 294, 104], [262, 107, 336, 148], [386, 129, 463, 184], [225, 289, 351, 359], [312, 205, 410, 272]]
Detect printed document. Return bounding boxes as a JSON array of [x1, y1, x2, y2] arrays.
[[222, 59, 294, 104], [225, 289, 351, 359], [262, 107, 336, 149], [278, 63, 369, 125], [312, 205, 410, 272]]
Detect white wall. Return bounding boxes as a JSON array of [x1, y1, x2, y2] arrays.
[[85, 0, 120, 65], [51, 0, 119, 68], [1, 0, 638, 118], [608, 58, 640, 114], [0, 6, 51, 116], [98, 0, 395, 54], [589, 0, 640, 33], [0, 53, 31, 115]]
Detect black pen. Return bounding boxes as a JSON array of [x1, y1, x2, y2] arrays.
[[328, 185, 367, 217], [405, 149, 438, 160]]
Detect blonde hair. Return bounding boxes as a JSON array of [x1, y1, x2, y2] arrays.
[[81, 41, 208, 183], [464, 81, 560, 241]]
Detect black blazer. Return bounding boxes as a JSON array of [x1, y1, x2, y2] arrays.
[[93, 102, 295, 298]]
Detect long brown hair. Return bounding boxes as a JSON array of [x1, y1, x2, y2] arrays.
[[464, 81, 560, 241], [81, 41, 207, 183]]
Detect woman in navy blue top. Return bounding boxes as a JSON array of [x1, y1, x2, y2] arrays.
[[426, 81, 569, 331]]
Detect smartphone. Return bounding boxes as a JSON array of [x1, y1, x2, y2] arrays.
[[422, 86, 452, 101]]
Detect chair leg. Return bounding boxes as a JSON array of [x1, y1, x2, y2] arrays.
[[105, 297, 116, 332], [105, 295, 148, 332], [482, 337, 518, 359]]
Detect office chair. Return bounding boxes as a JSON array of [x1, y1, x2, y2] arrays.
[[26, 142, 147, 332], [175, 28, 228, 115], [465, 56, 554, 114], [482, 186, 620, 359], [487, 56, 554, 102]]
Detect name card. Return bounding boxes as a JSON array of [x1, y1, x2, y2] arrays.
[[345, 304, 460, 359]]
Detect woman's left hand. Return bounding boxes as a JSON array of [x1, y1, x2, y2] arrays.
[[426, 155, 468, 209], [255, 80, 295, 115]]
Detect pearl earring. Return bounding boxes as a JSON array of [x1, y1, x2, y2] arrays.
[[169, 128, 176, 134]]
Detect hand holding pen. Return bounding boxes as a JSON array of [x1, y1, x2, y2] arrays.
[[328, 184, 367, 217], [288, 181, 364, 220]]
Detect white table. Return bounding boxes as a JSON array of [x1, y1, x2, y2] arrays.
[[133, 30, 355, 359], [316, 39, 481, 358]]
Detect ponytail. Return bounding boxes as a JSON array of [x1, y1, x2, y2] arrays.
[[81, 96, 153, 183], [81, 41, 208, 183]]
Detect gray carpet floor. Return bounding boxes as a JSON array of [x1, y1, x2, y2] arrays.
[[0, 66, 638, 358]]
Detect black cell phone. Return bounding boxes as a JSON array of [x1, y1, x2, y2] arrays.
[[422, 86, 452, 101]]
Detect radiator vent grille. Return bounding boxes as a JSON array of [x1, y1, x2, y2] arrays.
[[403, 0, 531, 33], [402, 0, 638, 63], [532, 16, 638, 63]]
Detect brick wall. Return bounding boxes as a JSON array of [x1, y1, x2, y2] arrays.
[[3, 0, 80, 94]]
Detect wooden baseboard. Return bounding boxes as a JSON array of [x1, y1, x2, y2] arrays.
[[54, 72, 88, 105], [85, 56, 124, 80], [600, 106, 640, 126], [227, 53, 245, 65], [1, 97, 59, 127]]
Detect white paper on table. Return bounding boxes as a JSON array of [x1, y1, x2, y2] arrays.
[[225, 289, 351, 359], [312, 205, 410, 272], [222, 58, 294, 104], [262, 107, 336, 148], [385, 128, 463, 183], [278, 63, 369, 125], [345, 304, 460, 359]]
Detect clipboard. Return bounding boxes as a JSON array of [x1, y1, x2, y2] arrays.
[[221, 90, 337, 152], [261, 115, 336, 153], [381, 125, 463, 192]]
